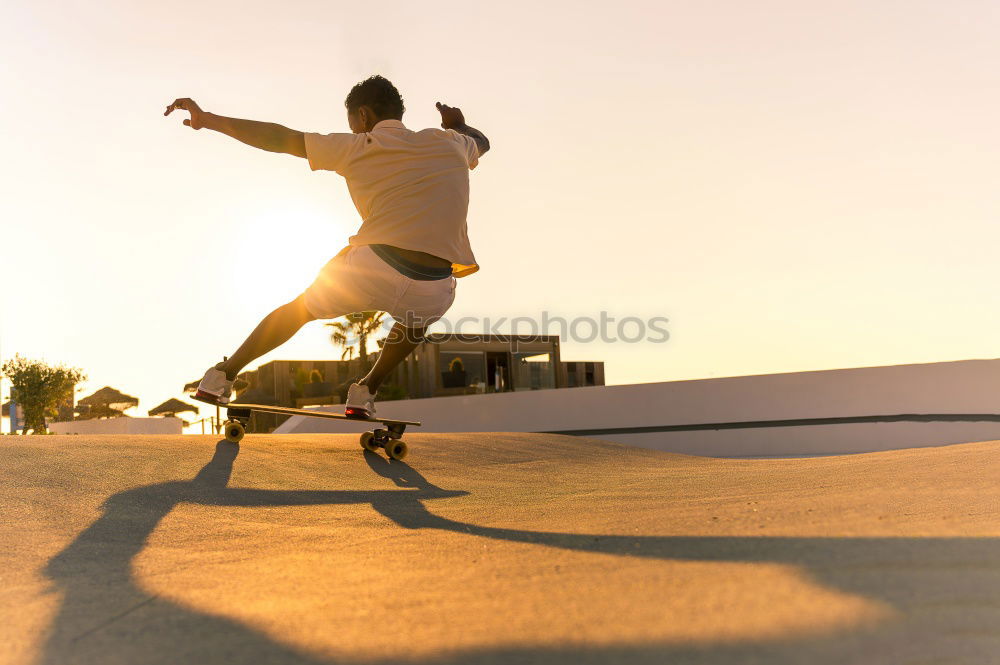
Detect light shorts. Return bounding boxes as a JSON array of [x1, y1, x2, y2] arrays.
[[302, 245, 457, 327]]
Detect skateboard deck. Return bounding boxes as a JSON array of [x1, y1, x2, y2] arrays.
[[221, 402, 420, 460]]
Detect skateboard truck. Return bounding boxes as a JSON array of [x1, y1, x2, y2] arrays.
[[223, 406, 252, 447], [359, 423, 409, 460]]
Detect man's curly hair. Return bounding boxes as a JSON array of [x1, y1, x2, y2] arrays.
[[344, 75, 405, 120]]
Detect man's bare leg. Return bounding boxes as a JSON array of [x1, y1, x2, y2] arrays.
[[217, 295, 316, 379], [358, 322, 426, 393]]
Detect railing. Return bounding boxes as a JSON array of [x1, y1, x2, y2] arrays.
[[189, 416, 220, 435], [186, 399, 225, 435]]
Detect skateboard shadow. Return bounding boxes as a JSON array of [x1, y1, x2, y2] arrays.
[[37, 441, 1000, 665]]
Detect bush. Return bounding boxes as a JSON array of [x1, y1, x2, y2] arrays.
[[376, 384, 408, 402], [2, 355, 85, 434]]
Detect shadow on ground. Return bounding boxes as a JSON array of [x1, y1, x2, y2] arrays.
[[39, 441, 1000, 664]]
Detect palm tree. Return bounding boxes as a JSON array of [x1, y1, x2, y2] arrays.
[[326, 311, 387, 373]]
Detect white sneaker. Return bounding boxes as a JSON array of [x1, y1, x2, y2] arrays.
[[345, 382, 376, 419], [194, 365, 234, 405]]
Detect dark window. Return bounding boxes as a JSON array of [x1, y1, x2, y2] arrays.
[[439, 351, 486, 392]]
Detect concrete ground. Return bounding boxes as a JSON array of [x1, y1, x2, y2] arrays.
[[2, 433, 998, 664]]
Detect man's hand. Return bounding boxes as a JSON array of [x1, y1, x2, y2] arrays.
[[164, 98, 207, 130], [436, 102, 466, 130], [436, 101, 490, 158]]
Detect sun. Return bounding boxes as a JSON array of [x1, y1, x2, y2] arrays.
[[231, 203, 352, 308]]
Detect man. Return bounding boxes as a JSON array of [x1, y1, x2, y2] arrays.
[[166, 75, 489, 417]]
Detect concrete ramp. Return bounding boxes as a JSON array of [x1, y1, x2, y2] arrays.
[[2, 433, 998, 664]]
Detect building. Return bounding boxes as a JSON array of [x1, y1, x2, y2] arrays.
[[404, 333, 568, 398], [234, 333, 604, 432], [236, 358, 365, 409], [559, 361, 605, 388]]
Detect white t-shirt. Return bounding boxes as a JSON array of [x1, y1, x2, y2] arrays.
[[304, 119, 481, 277]]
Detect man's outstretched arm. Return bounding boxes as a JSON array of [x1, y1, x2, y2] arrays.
[[164, 98, 306, 157]]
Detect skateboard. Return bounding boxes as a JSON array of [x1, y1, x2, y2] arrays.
[[221, 403, 421, 460]]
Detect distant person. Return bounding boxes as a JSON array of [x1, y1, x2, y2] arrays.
[[442, 357, 467, 388], [166, 75, 489, 417]]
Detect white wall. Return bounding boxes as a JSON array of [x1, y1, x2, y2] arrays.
[[50, 417, 183, 435], [274, 358, 1000, 456]]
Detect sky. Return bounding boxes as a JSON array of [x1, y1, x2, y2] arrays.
[[2, 0, 999, 426]]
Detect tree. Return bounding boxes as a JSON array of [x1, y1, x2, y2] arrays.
[[1, 355, 86, 434], [326, 311, 387, 373]]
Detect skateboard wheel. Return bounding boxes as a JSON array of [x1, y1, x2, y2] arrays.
[[384, 439, 408, 461], [360, 431, 380, 452], [224, 420, 245, 443]]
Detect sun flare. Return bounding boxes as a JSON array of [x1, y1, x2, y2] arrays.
[[231, 203, 352, 308]]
